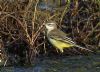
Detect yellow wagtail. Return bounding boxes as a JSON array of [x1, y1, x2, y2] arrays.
[[44, 21, 92, 53]]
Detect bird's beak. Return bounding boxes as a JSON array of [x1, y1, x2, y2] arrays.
[[43, 22, 46, 29]]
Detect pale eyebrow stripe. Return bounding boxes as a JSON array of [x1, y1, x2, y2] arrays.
[[46, 23, 55, 25]]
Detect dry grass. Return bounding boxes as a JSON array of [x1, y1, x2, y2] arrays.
[[0, 0, 100, 65]]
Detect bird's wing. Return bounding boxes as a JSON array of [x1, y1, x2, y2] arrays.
[[47, 29, 76, 45], [50, 35, 76, 44]]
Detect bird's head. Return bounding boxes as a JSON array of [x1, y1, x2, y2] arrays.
[[44, 21, 57, 32]]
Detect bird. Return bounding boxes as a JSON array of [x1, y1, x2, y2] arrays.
[[44, 20, 93, 53]]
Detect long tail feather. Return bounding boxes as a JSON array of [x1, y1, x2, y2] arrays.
[[75, 45, 93, 52]]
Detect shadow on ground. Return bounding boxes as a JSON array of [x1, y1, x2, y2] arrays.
[[0, 54, 100, 72]]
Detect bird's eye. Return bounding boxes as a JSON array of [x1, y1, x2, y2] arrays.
[[48, 24, 52, 26], [46, 23, 55, 26]]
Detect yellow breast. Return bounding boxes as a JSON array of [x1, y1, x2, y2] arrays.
[[49, 38, 74, 52]]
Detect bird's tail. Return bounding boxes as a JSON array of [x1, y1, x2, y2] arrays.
[[75, 45, 93, 52]]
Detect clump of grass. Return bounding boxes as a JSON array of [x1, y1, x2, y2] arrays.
[[0, 0, 99, 65]]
